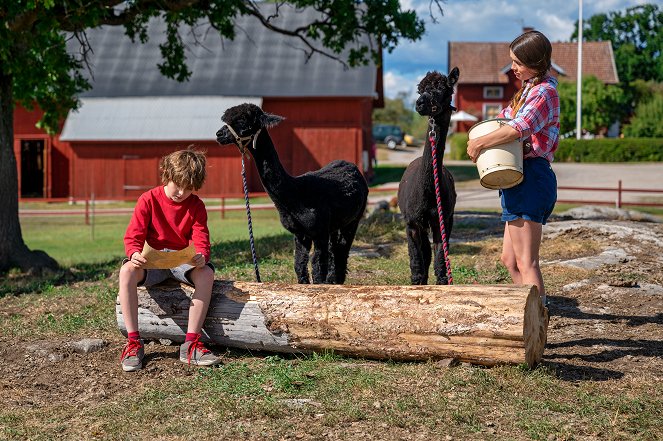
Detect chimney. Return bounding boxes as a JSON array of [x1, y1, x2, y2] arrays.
[[523, 26, 535, 33]]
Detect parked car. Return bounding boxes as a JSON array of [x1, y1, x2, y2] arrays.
[[372, 124, 407, 150], [403, 133, 418, 146]]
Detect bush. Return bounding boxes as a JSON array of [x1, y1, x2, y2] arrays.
[[623, 93, 663, 137], [448, 133, 469, 160], [555, 138, 663, 162]]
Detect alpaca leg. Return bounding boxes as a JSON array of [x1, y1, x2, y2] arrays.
[[433, 242, 448, 285], [432, 216, 453, 285], [406, 224, 430, 285], [311, 235, 330, 284], [325, 231, 339, 284], [294, 235, 312, 284], [329, 219, 360, 284]]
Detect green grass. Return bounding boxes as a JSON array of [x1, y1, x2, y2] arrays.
[[6, 357, 655, 440], [19, 209, 290, 268], [1, 210, 662, 440]]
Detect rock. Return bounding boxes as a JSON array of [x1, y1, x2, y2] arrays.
[[70, 338, 107, 354], [435, 358, 459, 368], [558, 205, 662, 223], [557, 248, 633, 270], [562, 279, 591, 291]]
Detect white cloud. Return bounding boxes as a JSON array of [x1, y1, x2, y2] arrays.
[[383, 70, 423, 104], [382, 0, 648, 99]]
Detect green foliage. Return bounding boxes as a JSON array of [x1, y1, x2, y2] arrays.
[[571, 4, 663, 85], [557, 76, 628, 135], [1, 1, 426, 133], [448, 133, 470, 160], [372, 94, 428, 138], [373, 95, 414, 129], [555, 138, 663, 162], [623, 91, 663, 137]]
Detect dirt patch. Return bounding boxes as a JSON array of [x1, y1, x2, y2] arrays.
[[542, 218, 663, 381]]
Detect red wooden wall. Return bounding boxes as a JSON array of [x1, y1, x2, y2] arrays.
[[13, 97, 373, 199]]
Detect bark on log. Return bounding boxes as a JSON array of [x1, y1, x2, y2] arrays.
[[116, 281, 548, 367]]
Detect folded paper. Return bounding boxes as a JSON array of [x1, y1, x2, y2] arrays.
[[140, 243, 195, 269]]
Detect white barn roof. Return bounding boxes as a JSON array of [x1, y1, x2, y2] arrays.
[[60, 96, 261, 141]]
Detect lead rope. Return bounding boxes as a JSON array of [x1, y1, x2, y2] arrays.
[[226, 124, 262, 282], [240, 153, 261, 282], [429, 118, 453, 284]]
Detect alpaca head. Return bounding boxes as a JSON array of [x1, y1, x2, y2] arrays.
[[415, 67, 459, 117], [215, 103, 284, 149]]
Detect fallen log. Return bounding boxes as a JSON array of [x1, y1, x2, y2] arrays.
[[116, 281, 548, 367]]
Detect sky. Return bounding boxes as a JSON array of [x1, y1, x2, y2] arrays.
[[383, 0, 652, 102]]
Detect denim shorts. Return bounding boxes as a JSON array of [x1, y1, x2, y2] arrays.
[[500, 157, 557, 225], [122, 259, 215, 287]]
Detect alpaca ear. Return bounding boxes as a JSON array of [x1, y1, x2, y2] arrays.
[[261, 113, 285, 128], [448, 67, 460, 86]]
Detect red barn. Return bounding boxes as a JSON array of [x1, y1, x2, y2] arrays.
[[14, 5, 381, 199], [448, 39, 619, 133]]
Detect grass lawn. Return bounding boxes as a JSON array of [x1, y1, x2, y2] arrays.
[[1, 200, 661, 440]]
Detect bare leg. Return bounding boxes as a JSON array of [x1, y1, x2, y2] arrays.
[[503, 219, 546, 302], [186, 265, 215, 334], [500, 223, 522, 284], [118, 261, 145, 334]]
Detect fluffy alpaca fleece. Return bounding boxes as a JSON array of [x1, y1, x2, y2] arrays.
[[397, 68, 459, 285], [216, 103, 368, 284]]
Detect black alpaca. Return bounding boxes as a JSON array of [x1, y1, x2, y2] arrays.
[[215, 103, 369, 284], [398, 68, 459, 285]]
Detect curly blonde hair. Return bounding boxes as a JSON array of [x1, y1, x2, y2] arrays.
[[159, 148, 207, 190]]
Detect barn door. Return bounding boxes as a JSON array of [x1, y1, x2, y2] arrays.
[[123, 155, 158, 199], [20, 139, 45, 198]]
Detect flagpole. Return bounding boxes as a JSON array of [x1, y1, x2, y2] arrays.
[[576, 0, 583, 139]]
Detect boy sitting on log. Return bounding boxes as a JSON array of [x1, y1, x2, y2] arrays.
[[118, 148, 221, 372]]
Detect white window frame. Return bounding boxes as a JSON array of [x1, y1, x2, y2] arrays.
[[483, 86, 504, 99], [482, 103, 503, 120]]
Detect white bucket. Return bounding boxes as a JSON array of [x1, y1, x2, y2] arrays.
[[468, 118, 523, 190]]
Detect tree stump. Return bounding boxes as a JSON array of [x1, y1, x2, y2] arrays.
[[116, 281, 548, 367]]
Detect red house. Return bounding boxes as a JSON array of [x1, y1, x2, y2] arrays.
[[14, 5, 381, 199], [448, 38, 619, 132]]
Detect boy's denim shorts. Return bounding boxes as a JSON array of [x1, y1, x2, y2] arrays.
[[122, 259, 215, 287], [500, 157, 557, 225]]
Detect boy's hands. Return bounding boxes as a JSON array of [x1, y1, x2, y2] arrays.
[[190, 253, 206, 268], [129, 252, 147, 268]]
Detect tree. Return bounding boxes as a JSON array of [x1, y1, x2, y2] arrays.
[[0, 1, 426, 274], [373, 93, 415, 129], [557, 76, 628, 136], [623, 90, 663, 138], [372, 93, 430, 140], [571, 4, 663, 86]]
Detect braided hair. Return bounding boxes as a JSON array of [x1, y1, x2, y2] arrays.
[[509, 31, 552, 115]]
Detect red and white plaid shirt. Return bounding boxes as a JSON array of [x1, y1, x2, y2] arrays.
[[498, 75, 560, 162]]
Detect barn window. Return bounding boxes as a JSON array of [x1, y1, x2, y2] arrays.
[[483, 86, 503, 99], [483, 103, 502, 120]]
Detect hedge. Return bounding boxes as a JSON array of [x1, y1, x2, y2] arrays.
[[447, 133, 469, 160], [555, 138, 663, 162], [446, 135, 663, 162]]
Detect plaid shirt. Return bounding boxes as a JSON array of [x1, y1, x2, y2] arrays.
[[499, 75, 560, 162]]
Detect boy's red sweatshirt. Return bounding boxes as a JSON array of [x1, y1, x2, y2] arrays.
[[124, 186, 211, 263]]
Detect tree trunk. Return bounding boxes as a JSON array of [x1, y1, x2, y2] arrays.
[[0, 69, 59, 274], [116, 281, 549, 367]]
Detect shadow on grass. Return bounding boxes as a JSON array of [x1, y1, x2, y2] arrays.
[[0, 259, 120, 298], [549, 294, 663, 327]]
